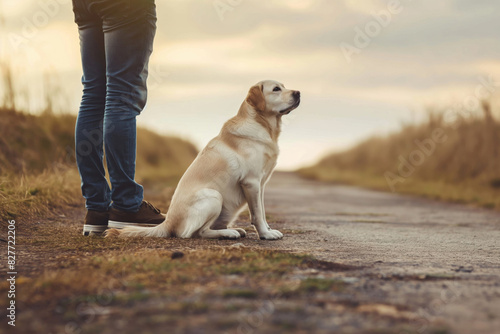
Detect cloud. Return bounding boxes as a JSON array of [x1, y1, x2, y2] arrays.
[[2, 0, 500, 168]]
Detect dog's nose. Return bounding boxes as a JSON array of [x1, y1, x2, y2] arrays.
[[293, 90, 300, 99]]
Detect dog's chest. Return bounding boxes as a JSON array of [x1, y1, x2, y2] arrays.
[[253, 144, 278, 180]]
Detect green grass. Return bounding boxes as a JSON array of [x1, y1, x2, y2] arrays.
[[297, 278, 345, 293]]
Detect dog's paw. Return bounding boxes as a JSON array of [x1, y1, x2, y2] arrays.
[[259, 229, 283, 240], [218, 229, 242, 239], [231, 228, 247, 238]]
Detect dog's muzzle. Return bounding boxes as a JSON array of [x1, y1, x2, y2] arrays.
[[280, 90, 301, 115]]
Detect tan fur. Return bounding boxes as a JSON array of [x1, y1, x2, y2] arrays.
[[220, 124, 240, 151], [105, 228, 120, 237], [107, 80, 300, 240], [254, 112, 281, 142], [246, 84, 266, 112]]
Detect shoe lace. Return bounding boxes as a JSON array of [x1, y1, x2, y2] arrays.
[[143, 201, 161, 214]]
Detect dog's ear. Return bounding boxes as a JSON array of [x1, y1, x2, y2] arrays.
[[246, 84, 266, 112]]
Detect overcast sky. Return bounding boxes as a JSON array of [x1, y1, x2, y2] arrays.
[[1, 0, 500, 169]]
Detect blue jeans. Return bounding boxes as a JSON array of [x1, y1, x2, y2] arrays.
[[72, 0, 156, 212]]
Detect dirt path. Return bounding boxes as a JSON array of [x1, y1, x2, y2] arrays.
[[4, 172, 500, 334], [265, 172, 500, 334]]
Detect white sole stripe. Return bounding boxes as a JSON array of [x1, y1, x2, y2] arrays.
[[108, 220, 158, 229]]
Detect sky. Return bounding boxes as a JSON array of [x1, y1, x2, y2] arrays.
[[1, 0, 500, 169]]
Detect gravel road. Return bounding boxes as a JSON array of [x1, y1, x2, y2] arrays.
[[264, 172, 500, 334]]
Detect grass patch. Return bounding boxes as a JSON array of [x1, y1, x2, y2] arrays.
[[281, 228, 308, 234], [297, 278, 345, 293], [0, 248, 316, 308], [0, 167, 82, 221]]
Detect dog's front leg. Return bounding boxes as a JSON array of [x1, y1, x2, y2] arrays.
[[241, 179, 283, 240]]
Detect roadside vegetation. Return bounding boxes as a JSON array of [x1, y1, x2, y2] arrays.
[[0, 107, 197, 221], [300, 101, 500, 210], [0, 55, 199, 222]]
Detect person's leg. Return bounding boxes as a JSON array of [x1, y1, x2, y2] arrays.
[[73, 0, 111, 213], [98, 0, 157, 212]]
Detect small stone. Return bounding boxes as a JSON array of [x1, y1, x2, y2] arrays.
[[341, 277, 359, 284], [171, 251, 184, 259], [454, 266, 473, 273], [230, 243, 246, 248]]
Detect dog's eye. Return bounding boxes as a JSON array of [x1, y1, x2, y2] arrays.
[[273, 86, 281, 92]]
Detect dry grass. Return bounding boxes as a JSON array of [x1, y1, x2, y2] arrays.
[[0, 107, 198, 221], [135, 127, 198, 188], [2, 248, 312, 307], [0, 167, 82, 221], [0, 204, 356, 334], [300, 102, 500, 209], [0, 233, 361, 334]]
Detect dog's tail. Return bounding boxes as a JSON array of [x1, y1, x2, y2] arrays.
[[105, 220, 171, 238]]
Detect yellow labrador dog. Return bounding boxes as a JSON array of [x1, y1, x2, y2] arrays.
[[108, 80, 300, 240]]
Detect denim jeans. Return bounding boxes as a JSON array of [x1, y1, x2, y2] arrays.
[[72, 0, 156, 212]]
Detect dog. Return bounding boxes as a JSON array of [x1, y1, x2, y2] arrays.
[[107, 80, 300, 240]]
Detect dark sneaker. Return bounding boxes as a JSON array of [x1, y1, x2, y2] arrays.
[[82, 210, 109, 236], [108, 201, 165, 229]]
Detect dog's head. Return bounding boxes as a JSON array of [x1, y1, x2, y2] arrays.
[[246, 80, 300, 116]]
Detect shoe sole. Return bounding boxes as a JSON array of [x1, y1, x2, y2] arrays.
[[82, 224, 108, 236], [108, 220, 159, 229]]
